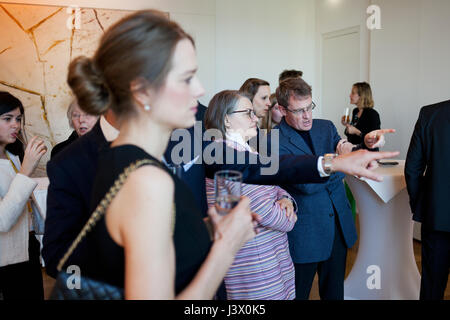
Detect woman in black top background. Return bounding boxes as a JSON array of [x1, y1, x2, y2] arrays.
[[342, 82, 381, 148]]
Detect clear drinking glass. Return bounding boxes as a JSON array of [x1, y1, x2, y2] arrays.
[[214, 170, 242, 216], [342, 107, 351, 124]]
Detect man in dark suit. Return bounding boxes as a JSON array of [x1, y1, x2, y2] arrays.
[[274, 77, 383, 300], [405, 99, 450, 300], [42, 112, 117, 278]]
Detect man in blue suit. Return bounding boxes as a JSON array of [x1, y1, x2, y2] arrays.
[[276, 77, 367, 300]]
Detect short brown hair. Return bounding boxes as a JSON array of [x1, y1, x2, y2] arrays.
[[353, 82, 374, 108], [278, 69, 303, 83], [276, 77, 312, 108], [68, 10, 194, 119], [204, 90, 249, 138], [239, 78, 270, 102]]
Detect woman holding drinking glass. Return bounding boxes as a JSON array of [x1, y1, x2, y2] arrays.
[[342, 82, 381, 149], [0, 91, 47, 300], [204, 90, 297, 300], [64, 10, 258, 299]]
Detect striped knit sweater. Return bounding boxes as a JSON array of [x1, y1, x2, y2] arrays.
[[206, 138, 297, 300]]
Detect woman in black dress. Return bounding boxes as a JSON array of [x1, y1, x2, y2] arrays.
[[342, 82, 381, 148], [67, 10, 257, 299]]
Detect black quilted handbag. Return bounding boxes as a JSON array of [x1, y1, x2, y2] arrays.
[[50, 159, 160, 300], [50, 272, 124, 300]]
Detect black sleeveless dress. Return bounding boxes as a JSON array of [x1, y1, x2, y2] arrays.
[[81, 144, 212, 294]]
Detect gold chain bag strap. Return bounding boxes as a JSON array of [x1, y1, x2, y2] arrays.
[[50, 158, 175, 300]]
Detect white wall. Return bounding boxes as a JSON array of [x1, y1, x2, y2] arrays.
[[370, 0, 420, 158], [315, 0, 371, 119], [418, 0, 450, 106], [215, 0, 316, 99], [317, 0, 450, 158], [371, 0, 450, 158], [171, 12, 216, 105]]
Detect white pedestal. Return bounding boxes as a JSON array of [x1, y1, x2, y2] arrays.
[[344, 161, 421, 300]]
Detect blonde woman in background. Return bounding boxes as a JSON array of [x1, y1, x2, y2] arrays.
[[342, 82, 381, 149]]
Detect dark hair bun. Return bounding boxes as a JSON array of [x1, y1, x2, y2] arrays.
[[67, 56, 111, 115]]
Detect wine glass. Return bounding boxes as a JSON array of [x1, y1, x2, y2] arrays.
[[214, 170, 242, 216]]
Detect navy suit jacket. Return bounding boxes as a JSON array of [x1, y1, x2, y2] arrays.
[[277, 119, 357, 264], [405, 100, 450, 232]]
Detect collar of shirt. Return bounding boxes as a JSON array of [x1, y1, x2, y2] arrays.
[[225, 131, 255, 153], [100, 115, 119, 142]]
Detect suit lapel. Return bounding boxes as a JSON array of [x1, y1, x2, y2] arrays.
[[309, 120, 325, 155], [279, 119, 313, 155]]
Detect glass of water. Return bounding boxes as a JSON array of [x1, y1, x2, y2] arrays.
[[214, 170, 242, 216]]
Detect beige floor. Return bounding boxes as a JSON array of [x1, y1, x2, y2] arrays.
[[42, 216, 450, 300]]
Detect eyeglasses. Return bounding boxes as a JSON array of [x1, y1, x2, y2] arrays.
[[230, 109, 257, 119], [285, 102, 316, 115], [71, 113, 95, 120]]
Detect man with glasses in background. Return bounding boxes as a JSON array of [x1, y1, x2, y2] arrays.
[[274, 77, 390, 300]]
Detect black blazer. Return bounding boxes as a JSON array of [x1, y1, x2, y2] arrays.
[[405, 100, 450, 232], [50, 130, 78, 159], [43, 121, 108, 277], [345, 107, 381, 146]]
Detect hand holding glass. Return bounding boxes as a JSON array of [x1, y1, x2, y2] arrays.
[[214, 170, 242, 216], [342, 108, 350, 124]]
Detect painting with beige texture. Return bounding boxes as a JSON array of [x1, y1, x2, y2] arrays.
[[0, 3, 135, 176]]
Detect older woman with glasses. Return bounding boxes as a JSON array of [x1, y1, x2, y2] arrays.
[[204, 90, 298, 300], [50, 99, 99, 158]]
